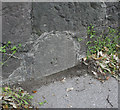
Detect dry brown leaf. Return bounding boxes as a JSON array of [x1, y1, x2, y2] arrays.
[[83, 57, 87, 61], [106, 76, 110, 80], [3, 105, 9, 108], [21, 90, 24, 93], [23, 104, 29, 108], [93, 56, 103, 60], [32, 91, 37, 93]]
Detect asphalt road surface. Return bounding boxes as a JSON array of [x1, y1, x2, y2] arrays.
[[32, 74, 118, 108]]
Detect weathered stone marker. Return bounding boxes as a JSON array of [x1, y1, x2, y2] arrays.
[[33, 31, 86, 79]]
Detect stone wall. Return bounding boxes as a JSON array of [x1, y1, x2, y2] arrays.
[[1, 2, 119, 85], [32, 2, 107, 34]]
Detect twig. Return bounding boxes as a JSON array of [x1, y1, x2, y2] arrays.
[[3, 53, 23, 60]]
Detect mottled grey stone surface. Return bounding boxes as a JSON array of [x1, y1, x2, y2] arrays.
[[33, 31, 87, 79], [0, 1, 2, 87], [106, 2, 119, 27], [2, 2, 31, 44], [2, 2, 31, 80], [32, 2, 107, 34]]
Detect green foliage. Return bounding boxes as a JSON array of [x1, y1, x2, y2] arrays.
[[78, 38, 83, 42], [39, 100, 47, 106], [84, 25, 120, 80], [11, 46, 17, 51], [0, 41, 22, 66], [86, 25, 120, 57]]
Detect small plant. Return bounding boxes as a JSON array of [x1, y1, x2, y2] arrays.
[[1, 86, 33, 109], [86, 25, 120, 56], [39, 100, 47, 106], [0, 41, 22, 66], [77, 38, 83, 42], [83, 24, 120, 81]]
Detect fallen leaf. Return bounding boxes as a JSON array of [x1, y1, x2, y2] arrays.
[[104, 47, 109, 51], [93, 56, 103, 60], [61, 78, 66, 83], [21, 90, 24, 93], [3, 104, 8, 108], [83, 57, 87, 61], [96, 61, 107, 68], [83, 61, 88, 66], [32, 91, 37, 93], [23, 105, 29, 108], [0, 96, 2, 100], [98, 67, 102, 73], [9, 102, 17, 108], [106, 76, 110, 80], [92, 71, 98, 77], [66, 87, 73, 92], [116, 44, 120, 48]]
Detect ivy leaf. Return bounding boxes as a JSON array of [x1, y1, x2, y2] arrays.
[[78, 38, 83, 42], [90, 35, 94, 39], [12, 51, 16, 54], [2, 49, 6, 53], [86, 41, 92, 45], [23, 100, 29, 105], [11, 46, 17, 51], [8, 41, 11, 44], [29, 95, 33, 99], [18, 44, 22, 47], [39, 102, 44, 106]]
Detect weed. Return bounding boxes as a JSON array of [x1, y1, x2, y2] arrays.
[[39, 100, 47, 106], [82, 24, 120, 81], [0, 41, 22, 66], [86, 25, 120, 56]]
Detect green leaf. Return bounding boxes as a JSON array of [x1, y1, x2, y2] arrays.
[[90, 35, 94, 38], [2, 49, 6, 53], [78, 38, 83, 42], [92, 26, 94, 29], [18, 44, 22, 47], [23, 100, 29, 105], [11, 46, 17, 51], [44, 100, 47, 103], [87, 50, 91, 56], [12, 51, 16, 54], [39, 102, 44, 106], [8, 41, 11, 45], [86, 41, 92, 45], [29, 95, 34, 99], [1, 46, 6, 49]]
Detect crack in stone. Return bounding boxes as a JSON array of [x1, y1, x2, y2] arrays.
[[106, 95, 113, 107]]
